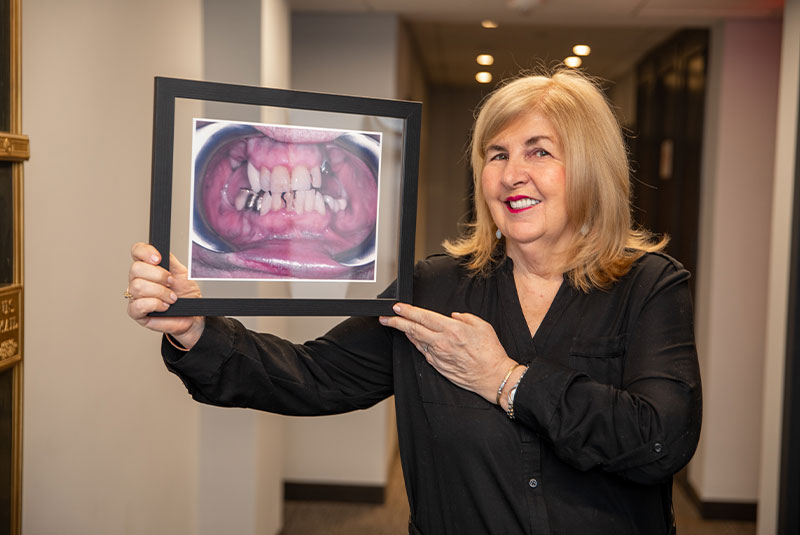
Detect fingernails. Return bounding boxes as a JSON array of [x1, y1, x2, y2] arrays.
[[393, 304, 401, 314], [379, 317, 389, 325], [167, 276, 175, 286], [151, 254, 160, 264], [169, 292, 177, 302]]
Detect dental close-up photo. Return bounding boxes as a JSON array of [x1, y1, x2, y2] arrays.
[[189, 120, 381, 281]]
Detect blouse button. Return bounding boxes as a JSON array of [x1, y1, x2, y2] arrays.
[[653, 442, 663, 453], [528, 478, 539, 488]]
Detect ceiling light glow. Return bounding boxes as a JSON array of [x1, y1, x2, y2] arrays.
[[573, 44, 591, 56], [564, 56, 582, 68], [475, 71, 493, 84], [481, 20, 498, 29], [477, 54, 494, 66]]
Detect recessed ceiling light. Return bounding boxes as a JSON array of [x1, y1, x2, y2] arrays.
[[475, 71, 493, 84], [564, 56, 582, 68], [481, 20, 498, 29], [477, 54, 494, 66], [573, 44, 591, 56]]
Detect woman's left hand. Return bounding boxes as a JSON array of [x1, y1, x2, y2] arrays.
[[380, 303, 516, 403]]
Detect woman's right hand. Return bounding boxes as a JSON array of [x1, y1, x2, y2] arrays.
[[127, 242, 205, 349]]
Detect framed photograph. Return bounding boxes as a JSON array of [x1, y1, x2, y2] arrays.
[[148, 77, 421, 316]]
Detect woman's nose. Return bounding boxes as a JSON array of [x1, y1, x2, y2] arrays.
[[501, 158, 530, 188]]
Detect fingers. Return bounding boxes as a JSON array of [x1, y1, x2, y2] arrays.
[[168, 253, 189, 276], [128, 276, 177, 304], [131, 242, 162, 264], [391, 303, 451, 332], [381, 312, 437, 343], [129, 259, 173, 289], [380, 303, 444, 341], [451, 311, 488, 328], [128, 295, 170, 321]]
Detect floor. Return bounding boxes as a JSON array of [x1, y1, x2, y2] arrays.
[[281, 453, 756, 535]]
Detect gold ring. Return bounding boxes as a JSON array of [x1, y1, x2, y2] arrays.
[[124, 288, 133, 300]]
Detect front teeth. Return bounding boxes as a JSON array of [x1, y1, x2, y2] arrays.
[[291, 165, 312, 192], [247, 162, 261, 192], [259, 167, 271, 192], [236, 161, 346, 216], [311, 166, 322, 188], [271, 166, 290, 194], [509, 198, 540, 209]]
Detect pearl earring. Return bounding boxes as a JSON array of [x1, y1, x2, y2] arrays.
[[496, 229, 502, 239]]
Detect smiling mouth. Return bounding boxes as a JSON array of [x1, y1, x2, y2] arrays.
[[190, 122, 379, 280], [505, 196, 541, 213]]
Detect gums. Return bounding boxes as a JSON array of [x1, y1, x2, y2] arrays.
[[190, 123, 379, 280]]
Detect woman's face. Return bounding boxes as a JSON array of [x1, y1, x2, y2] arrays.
[[481, 111, 573, 257]]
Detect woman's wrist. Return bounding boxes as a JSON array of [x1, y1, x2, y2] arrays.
[[486, 357, 520, 404], [171, 317, 206, 351], [499, 364, 527, 412]]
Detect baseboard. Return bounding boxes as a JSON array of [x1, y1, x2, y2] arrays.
[[283, 481, 385, 504], [679, 475, 757, 522]]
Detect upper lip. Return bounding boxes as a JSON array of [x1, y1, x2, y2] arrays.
[[505, 194, 539, 202]]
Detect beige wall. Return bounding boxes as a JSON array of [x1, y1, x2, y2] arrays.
[[22, 0, 290, 533], [690, 18, 782, 503], [22, 0, 203, 532], [759, 0, 800, 532]]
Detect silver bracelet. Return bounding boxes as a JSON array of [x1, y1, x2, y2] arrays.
[[506, 365, 529, 419], [496, 363, 522, 405]]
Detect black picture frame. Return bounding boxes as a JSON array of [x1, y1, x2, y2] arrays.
[[148, 77, 420, 316]]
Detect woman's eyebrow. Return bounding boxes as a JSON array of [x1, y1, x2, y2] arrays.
[[525, 135, 554, 146], [485, 143, 506, 153]]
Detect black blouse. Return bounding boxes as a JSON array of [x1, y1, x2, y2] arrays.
[[162, 252, 701, 535]]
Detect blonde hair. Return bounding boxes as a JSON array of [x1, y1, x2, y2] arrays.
[[444, 68, 666, 292]]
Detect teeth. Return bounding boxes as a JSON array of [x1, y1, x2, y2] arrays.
[[247, 162, 261, 192], [324, 195, 338, 213], [260, 192, 272, 215], [259, 167, 271, 192], [234, 163, 335, 215], [314, 191, 326, 215], [234, 188, 249, 211], [291, 165, 312, 192], [294, 190, 306, 214], [337, 198, 347, 211], [311, 166, 322, 188], [271, 166, 290, 193], [271, 190, 283, 211], [304, 188, 316, 213], [509, 198, 540, 209]]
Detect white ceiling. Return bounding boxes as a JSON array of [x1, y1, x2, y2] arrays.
[[288, 0, 784, 86]]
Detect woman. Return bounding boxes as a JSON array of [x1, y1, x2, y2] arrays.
[[128, 69, 701, 534]]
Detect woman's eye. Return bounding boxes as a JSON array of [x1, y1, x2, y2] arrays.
[[489, 153, 508, 161], [532, 148, 550, 158]]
